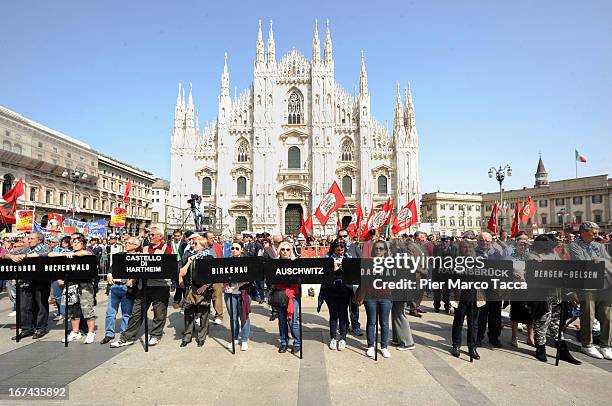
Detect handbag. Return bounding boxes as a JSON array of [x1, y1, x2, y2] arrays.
[[268, 288, 289, 308]]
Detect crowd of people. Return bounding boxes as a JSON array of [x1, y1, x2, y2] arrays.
[[1, 222, 611, 364]]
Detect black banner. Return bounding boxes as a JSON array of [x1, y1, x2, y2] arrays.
[[111, 254, 177, 279], [526, 260, 605, 290], [264, 258, 334, 284], [339, 258, 363, 285], [192, 257, 264, 284], [0, 256, 98, 281]]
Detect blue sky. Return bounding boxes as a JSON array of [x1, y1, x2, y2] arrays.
[[1, 0, 611, 194]]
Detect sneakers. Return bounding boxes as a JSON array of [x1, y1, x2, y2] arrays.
[[7, 310, 16, 317], [241, 341, 249, 351], [148, 337, 160, 346], [84, 332, 96, 344], [100, 336, 114, 345], [366, 347, 375, 358], [397, 344, 416, 351], [599, 346, 612, 360], [581, 345, 604, 359], [53, 314, 64, 322], [227, 339, 239, 350], [329, 338, 337, 350], [62, 331, 83, 343], [338, 339, 346, 351], [381, 348, 391, 358], [213, 318, 223, 325], [110, 337, 134, 348]]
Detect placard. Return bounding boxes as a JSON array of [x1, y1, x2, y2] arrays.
[[0, 256, 98, 280], [339, 258, 364, 285], [525, 260, 605, 290], [15, 210, 35, 232], [192, 256, 264, 284], [111, 254, 177, 279], [264, 258, 334, 284], [109, 207, 127, 228]]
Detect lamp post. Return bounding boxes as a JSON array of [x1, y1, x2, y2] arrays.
[[62, 169, 88, 220], [488, 164, 512, 232], [557, 208, 569, 233]]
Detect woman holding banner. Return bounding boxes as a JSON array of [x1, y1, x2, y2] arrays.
[[224, 240, 252, 351], [178, 236, 214, 347], [272, 241, 301, 354], [321, 239, 352, 351], [362, 240, 394, 358], [49, 233, 97, 344]]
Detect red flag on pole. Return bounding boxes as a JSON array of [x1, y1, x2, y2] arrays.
[[346, 205, 363, 238], [391, 199, 418, 234], [314, 181, 346, 226], [336, 214, 342, 231], [360, 205, 375, 240], [371, 199, 394, 232], [519, 196, 536, 225], [2, 177, 25, 212], [487, 200, 499, 234], [511, 199, 521, 238], [300, 214, 313, 238], [123, 179, 133, 202], [384, 197, 394, 225]]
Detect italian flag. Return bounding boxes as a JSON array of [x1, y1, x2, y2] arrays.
[[575, 149, 587, 163]]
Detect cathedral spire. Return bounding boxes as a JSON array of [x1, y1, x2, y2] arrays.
[[267, 19, 276, 66], [185, 82, 195, 128], [176, 82, 183, 108], [195, 108, 199, 129], [324, 19, 333, 65], [255, 19, 265, 66], [394, 81, 405, 129], [406, 81, 415, 128], [534, 154, 549, 187], [312, 18, 320, 65], [221, 52, 230, 97], [174, 83, 185, 129], [359, 50, 368, 95]]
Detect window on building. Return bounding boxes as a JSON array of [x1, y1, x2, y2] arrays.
[[594, 213, 602, 223], [340, 139, 354, 161], [111, 182, 115, 191], [82, 197, 88, 209], [440, 218, 446, 226], [152, 212, 159, 223], [476, 206, 480, 212], [93, 199, 98, 210], [341, 175, 352, 195], [52, 159, 58, 165], [67, 152, 71, 158], [237, 176, 247, 196], [450, 204, 455, 210], [541, 215, 547, 225], [60, 193, 65, 206], [575, 214, 582, 223], [13, 144, 22, 154], [288, 146, 301, 169], [2, 140, 11, 150], [29, 188, 37, 201], [377, 175, 388, 194], [467, 205, 472, 211], [440, 204, 446, 210], [237, 139, 249, 162], [485, 205, 491, 212], [468, 219, 473, 226], [539, 199, 548, 208], [37, 154, 42, 160], [510, 203, 515, 209], [102, 200, 107, 211], [459, 219, 465, 226], [555, 198, 564, 205], [202, 177, 212, 196], [45, 190, 52, 204], [573, 196, 583, 205], [3, 174, 14, 195], [287, 91, 303, 124], [459, 205, 465, 211], [236, 216, 248, 234], [449, 218, 455, 226], [4, 130, 9, 137], [476, 219, 481, 226], [592, 195, 602, 204], [38, 141, 43, 148]]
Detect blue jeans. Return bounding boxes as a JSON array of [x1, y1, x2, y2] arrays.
[[51, 281, 64, 316], [277, 297, 301, 347], [104, 284, 134, 338], [224, 292, 251, 342], [8, 282, 17, 311], [365, 299, 392, 348]]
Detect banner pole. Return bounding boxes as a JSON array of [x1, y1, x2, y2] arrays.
[[298, 283, 303, 360], [64, 278, 69, 347], [143, 279, 149, 353], [229, 277, 236, 354], [469, 302, 474, 363], [554, 301, 566, 367], [374, 308, 379, 361], [15, 281, 21, 343]]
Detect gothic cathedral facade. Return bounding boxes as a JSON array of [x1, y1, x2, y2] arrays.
[[169, 20, 419, 235]]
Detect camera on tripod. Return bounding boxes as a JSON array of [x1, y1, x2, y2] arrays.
[[187, 194, 200, 208]]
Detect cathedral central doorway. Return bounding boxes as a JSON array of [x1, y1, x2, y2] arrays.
[[284, 204, 303, 235]]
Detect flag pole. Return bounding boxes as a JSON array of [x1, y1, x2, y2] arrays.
[[575, 154, 577, 179]]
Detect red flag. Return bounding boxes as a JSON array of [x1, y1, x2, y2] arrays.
[[384, 197, 394, 225], [519, 196, 536, 225], [0, 206, 16, 224], [300, 214, 313, 238], [123, 179, 133, 202], [2, 177, 24, 210], [371, 199, 393, 232], [487, 200, 499, 234], [346, 206, 363, 238], [360, 205, 375, 240], [392, 199, 418, 234], [511, 199, 521, 238], [336, 215, 342, 230], [314, 181, 346, 226]]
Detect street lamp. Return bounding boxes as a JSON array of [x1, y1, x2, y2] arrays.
[[488, 164, 512, 232], [62, 169, 88, 220], [557, 208, 569, 233]]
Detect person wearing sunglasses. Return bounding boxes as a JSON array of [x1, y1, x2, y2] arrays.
[[273, 241, 301, 354], [322, 238, 352, 351], [224, 241, 252, 351], [49, 233, 97, 344], [363, 240, 394, 358], [337, 229, 363, 337]]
